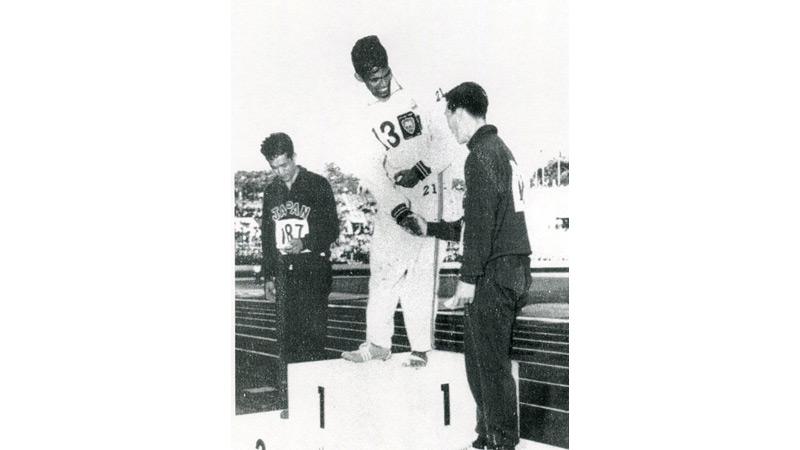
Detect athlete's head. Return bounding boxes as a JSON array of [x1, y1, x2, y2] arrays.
[[443, 82, 489, 144], [351, 35, 392, 100], [260, 132, 298, 183]]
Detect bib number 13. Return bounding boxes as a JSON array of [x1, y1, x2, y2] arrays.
[[372, 121, 401, 150], [371, 111, 422, 150]]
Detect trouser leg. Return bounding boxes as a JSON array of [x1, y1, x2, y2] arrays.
[[463, 299, 486, 437], [469, 278, 518, 447], [365, 260, 403, 349], [274, 263, 292, 409], [305, 260, 331, 361], [466, 257, 531, 447], [398, 241, 437, 352], [276, 258, 331, 409], [284, 259, 331, 363]]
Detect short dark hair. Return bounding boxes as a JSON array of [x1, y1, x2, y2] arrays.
[[260, 132, 294, 161], [444, 82, 489, 118], [351, 35, 388, 78]]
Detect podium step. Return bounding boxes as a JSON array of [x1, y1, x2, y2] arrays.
[[233, 410, 561, 450], [281, 350, 517, 450]]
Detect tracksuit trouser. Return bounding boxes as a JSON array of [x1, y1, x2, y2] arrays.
[[365, 242, 438, 352], [275, 253, 332, 408], [463, 255, 532, 448]]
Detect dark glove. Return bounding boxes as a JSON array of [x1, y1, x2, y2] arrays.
[[399, 215, 423, 236], [391, 203, 412, 223], [393, 161, 431, 188]]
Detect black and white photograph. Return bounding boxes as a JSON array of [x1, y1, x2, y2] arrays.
[[8, 1, 800, 450], [232, 1, 568, 448]]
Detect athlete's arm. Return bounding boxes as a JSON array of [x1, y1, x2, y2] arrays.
[[351, 135, 413, 225], [261, 186, 279, 291], [459, 152, 498, 283], [426, 218, 463, 242]]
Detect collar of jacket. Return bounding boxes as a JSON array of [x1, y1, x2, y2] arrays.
[[466, 124, 498, 151], [272, 165, 307, 191]]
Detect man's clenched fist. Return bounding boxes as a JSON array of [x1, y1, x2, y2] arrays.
[[264, 280, 276, 301]]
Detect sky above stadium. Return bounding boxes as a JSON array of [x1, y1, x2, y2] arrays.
[[232, 0, 567, 177]]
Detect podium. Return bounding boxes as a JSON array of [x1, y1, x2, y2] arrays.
[[286, 350, 519, 450]]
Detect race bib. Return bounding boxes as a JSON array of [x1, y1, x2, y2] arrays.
[[510, 160, 526, 213], [274, 218, 309, 253], [371, 110, 422, 151]]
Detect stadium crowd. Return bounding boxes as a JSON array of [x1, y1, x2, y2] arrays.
[[235, 158, 568, 267]]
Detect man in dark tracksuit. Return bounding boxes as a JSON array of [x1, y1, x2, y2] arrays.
[[403, 82, 532, 450], [259, 132, 339, 416]]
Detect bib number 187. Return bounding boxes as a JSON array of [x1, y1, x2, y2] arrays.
[[274, 218, 309, 248], [280, 223, 304, 244]]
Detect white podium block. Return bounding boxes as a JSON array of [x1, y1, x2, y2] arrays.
[[232, 411, 287, 450], [286, 350, 518, 450]]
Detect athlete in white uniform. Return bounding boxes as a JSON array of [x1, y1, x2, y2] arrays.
[[342, 35, 460, 368]]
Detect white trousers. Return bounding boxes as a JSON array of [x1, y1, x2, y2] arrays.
[[366, 228, 439, 351], [366, 170, 445, 352]]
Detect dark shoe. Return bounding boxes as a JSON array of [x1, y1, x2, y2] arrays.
[[279, 409, 289, 419], [472, 435, 488, 449], [475, 435, 516, 450], [488, 442, 517, 450]]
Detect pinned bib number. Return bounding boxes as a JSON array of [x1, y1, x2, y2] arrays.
[[275, 218, 309, 253], [510, 161, 526, 213]]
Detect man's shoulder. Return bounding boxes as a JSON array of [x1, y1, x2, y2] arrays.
[[467, 144, 496, 163], [300, 168, 332, 188], [464, 150, 486, 177], [476, 131, 510, 156], [466, 144, 506, 180], [300, 167, 323, 181], [264, 174, 282, 190]]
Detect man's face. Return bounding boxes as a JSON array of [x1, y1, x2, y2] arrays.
[[362, 66, 392, 99], [268, 153, 298, 184], [445, 107, 468, 144]]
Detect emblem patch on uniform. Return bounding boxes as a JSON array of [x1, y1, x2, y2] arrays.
[[397, 111, 422, 139]]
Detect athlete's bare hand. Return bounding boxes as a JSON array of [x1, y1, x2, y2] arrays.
[[283, 238, 304, 254], [264, 280, 276, 301], [443, 280, 475, 309]]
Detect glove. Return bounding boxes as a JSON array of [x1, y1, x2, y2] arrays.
[[399, 214, 425, 236], [393, 161, 431, 188]]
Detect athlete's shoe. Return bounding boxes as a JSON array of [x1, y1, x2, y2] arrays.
[[341, 342, 391, 363], [472, 435, 488, 449], [402, 350, 428, 368], [471, 434, 517, 449]]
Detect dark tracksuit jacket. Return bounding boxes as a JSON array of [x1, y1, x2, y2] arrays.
[[427, 125, 532, 447], [261, 166, 339, 281], [260, 166, 338, 404]]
